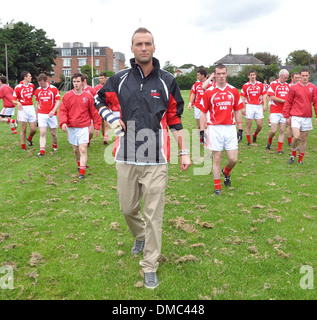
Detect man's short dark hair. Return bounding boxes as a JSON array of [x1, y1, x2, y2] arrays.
[[0, 76, 7, 84], [72, 73, 84, 81], [37, 73, 47, 82], [214, 64, 227, 72], [300, 68, 310, 74], [248, 69, 256, 76], [132, 27, 154, 45], [100, 72, 107, 78], [197, 68, 207, 77], [21, 71, 30, 80]]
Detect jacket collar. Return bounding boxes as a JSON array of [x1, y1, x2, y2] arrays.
[[130, 57, 160, 78]]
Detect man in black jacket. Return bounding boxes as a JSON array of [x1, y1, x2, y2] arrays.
[[95, 27, 191, 289]]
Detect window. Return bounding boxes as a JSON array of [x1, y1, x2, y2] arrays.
[[62, 49, 71, 56], [78, 58, 87, 67], [94, 49, 100, 56], [63, 58, 72, 67], [77, 49, 87, 56], [96, 70, 100, 75], [95, 59, 100, 67], [63, 69, 71, 77]]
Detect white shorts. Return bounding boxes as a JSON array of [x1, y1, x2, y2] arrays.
[[68, 127, 89, 146], [291, 116, 313, 131], [245, 104, 264, 120], [194, 107, 201, 120], [18, 105, 36, 123], [38, 113, 58, 129], [0, 107, 15, 117], [207, 125, 238, 151], [270, 113, 286, 124]]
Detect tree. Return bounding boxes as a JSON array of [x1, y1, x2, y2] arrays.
[[0, 21, 57, 81], [286, 50, 312, 66], [253, 52, 282, 66], [163, 61, 176, 74]]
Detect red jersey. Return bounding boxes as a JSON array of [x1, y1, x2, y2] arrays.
[[202, 83, 244, 125], [84, 85, 97, 97], [94, 84, 103, 92], [35, 84, 61, 115], [13, 83, 35, 106], [267, 81, 289, 113], [241, 81, 267, 105], [59, 90, 101, 130], [0, 85, 15, 108], [190, 81, 205, 108], [283, 82, 317, 119]]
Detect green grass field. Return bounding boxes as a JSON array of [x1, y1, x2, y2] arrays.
[[0, 90, 316, 300]]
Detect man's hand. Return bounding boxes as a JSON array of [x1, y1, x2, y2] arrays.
[[286, 118, 291, 126], [237, 129, 243, 143], [61, 123, 67, 132], [188, 102, 192, 111], [180, 154, 191, 172]]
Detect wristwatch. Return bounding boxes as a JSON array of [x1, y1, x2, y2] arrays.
[[179, 149, 190, 156]]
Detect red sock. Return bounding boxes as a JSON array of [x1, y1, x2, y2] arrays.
[[223, 166, 231, 176], [253, 131, 259, 138], [77, 161, 80, 167], [27, 136, 32, 141], [8, 119, 16, 123], [40, 148, 45, 156], [277, 142, 283, 152], [288, 137, 292, 144], [291, 149, 297, 157], [298, 153, 305, 162], [11, 128, 17, 134], [268, 138, 273, 144], [52, 143, 57, 149], [214, 179, 221, 190], [246, 135, 251, 144], [21, 144, 26, 150], [79, 166, 86, 175]]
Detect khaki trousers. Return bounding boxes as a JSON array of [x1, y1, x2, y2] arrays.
[[116, 162, 168, 273]]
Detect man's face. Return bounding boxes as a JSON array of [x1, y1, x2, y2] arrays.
[[99, 76, 107, 85], [25, 73, 32, 83], [197, 72, 204, 82], [292, 74, 300, 83], [280, 73, 289, 83], [300, 72, 310, 85], [73, 77, 83, 91], [248, 72, 257, 82], [215, 68, 227, 85], [131, 32, 155, 65], [38, 80, 47, 89]]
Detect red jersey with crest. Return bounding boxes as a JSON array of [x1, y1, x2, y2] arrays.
[[0, 85, 15, 108], [59, 90, 101, 129], [84, 85, 97, 97], [13, 83, 35, 106], [241, 81, 267, 105], [35, 84, 61, 115], [202, 83, 244, 125], [267, 81, 289, 113]]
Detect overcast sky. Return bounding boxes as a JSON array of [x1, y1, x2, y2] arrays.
[[2, 0, 316, 68]]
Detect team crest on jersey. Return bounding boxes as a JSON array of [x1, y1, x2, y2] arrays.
[[309, 88, 313, 93], [83, 97, 88, 104]]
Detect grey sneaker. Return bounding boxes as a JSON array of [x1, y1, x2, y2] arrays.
[[144, 272, 159, 289], [27, 138, 33, 146], [289, 156, 295, 164], [214, 189, 222, 196], [79, 174, 85, 180], [266, 143, 271, 150], [222, 169, 231, 187], [131, 239, 145, 255]]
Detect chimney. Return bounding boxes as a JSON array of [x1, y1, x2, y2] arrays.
[[229, 47, 232, 55], [247, 48, 249, 55]]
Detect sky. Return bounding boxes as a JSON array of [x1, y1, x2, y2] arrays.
[[1, 0, 316, 68]]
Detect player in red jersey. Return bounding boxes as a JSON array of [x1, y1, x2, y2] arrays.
[[94, 72, 110, 144], [83, 74, 99, 146], [12, 71, 37, 149], [241, 69, 267, 145], [266, 69, 290, 154], [34, 74, 61, 157], [284, 68, 317, 165], [201, 64, 244, 195], [59, 73, 101, 179], [188, 69, 209, 144], [0, 76, 17, 134], [286, 72, 301, 146]]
